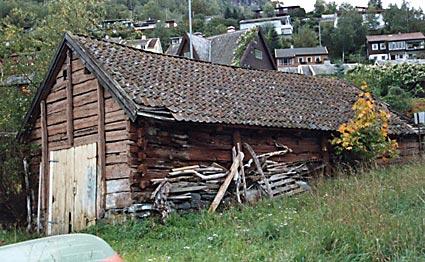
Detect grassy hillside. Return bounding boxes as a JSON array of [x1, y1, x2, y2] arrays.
[[2, 161, 425, 261]]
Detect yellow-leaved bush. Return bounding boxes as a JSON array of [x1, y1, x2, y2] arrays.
[[331, 82, 398, 160]]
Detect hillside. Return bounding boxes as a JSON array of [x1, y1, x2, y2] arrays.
[[2, 161, 424, 260]]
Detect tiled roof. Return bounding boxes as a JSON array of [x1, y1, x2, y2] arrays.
[[275, 47, 329, 58], [67, 34, 414, 134], [366, 32, 425, 42]]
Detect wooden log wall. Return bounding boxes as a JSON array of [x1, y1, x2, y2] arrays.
[[132, 120, 328, 201], [26, 52, 135, 216], [397, 135, 421, 160]]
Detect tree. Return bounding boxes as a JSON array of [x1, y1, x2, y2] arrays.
[[203, 17, 235, 36], [383, 1, 425, 34], [224, 6, 232, 19], [313, 0, 325, 17], [0, 0, 104, 130], [140, 0, 163, 20], [261, 25, 282, 51], [365, 6, 381, 31], [262, 2, 275, 18], [324, 1, 337, 14], [288, 7, 306, 18], [292, 25, 317, 48], [368, 0, 383, 9], [332, 4, 366, 61]]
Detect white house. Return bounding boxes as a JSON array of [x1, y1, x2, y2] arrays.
[[239, 16, 293, 36]]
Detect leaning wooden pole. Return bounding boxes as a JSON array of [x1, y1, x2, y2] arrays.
[[243, 143, 273, 198], [208, 151, 243, 213], [23, 158, 31, 232]]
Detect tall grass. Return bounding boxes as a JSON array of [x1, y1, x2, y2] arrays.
[[1, 162, 424, 261], [85, 161, 425, 261]]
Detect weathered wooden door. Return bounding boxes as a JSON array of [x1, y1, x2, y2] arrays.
[[47, 143, 97, 235]]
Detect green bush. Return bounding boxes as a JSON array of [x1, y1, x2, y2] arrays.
[[346, 64, 425, 114]]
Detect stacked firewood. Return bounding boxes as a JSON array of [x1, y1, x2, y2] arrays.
[[148, 143, 325, 218], [150, 164, 230, 215]]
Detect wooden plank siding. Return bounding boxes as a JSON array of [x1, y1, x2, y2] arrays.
[[397, 135, 421, 159], [26, 53, 134, 222]]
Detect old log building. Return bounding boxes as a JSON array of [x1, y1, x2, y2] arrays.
[[19, 33, 418, 234]]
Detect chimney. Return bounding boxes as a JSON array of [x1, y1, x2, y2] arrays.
[[227, 26, 236, 33]]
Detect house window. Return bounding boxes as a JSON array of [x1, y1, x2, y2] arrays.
[[254, 49, 263, 60], [380, 43, 386, 50], [315, 56, 321, 63], [63, 69, 68, 80], [298, 57, 304, 63], [381, 55, 386, 60], [307, 57, 312, 63], [372, 43, 379, 50], [389, 41, 406, 50], [282, 58, 290, 65]]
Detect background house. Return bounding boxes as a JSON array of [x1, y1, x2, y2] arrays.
[[239, 16, 293, 36], [366, 32, 425, 61], [275, 46, 329, 69], [166, 28, 276, 70], [109, 36, 163, 53]]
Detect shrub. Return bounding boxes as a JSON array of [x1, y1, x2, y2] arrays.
[[331, 83, 398, 161], [346, 63, 425, 114]]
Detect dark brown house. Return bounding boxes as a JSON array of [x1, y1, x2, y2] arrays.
[[166, 28, 276, 70], [20, 33, 418, 235]]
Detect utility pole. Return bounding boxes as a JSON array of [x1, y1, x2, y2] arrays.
[[188, 0, 193, 59], [318, 21, 322, 46]]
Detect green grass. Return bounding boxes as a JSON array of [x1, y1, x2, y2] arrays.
[[2, 162, 425, 261]]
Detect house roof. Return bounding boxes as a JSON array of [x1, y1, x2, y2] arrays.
[[109, 37, 161, 50], [166, 29, 275, 68], [366, 32, 425, 42], [275, 47, 329, 58], [240, 16, 289, 24], [188, 33, 211, 61], [21, 33, 414, 137], [208, 30, 247, 65], [165, 43, 180, 55]]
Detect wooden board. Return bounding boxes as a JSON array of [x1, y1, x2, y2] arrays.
[[47, 148, 71, 235], [73, 143, 97, 231], [47, 143, 97, 235]]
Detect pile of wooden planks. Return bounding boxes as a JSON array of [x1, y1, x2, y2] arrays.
[[146, 143, 324, 218], [150, 163, 231, 214]]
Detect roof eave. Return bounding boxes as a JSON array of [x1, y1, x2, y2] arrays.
[[64, 33, 139, 121], [17, 37, 68, 141]]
